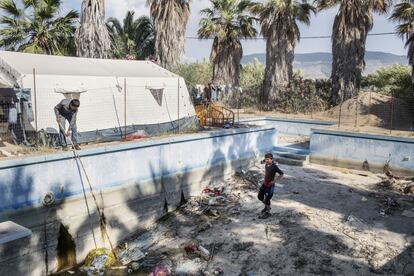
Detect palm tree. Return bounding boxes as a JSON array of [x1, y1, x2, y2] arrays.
[[0, 0, 78, 55], [198, 0, 257, 87], [316, 0, 393, 104], [146, 0, 190, 70], [252, 0, 315, 106], [107, 11, 155, 60], [75, 0, 112, 58], [391, 0, 414, 86]]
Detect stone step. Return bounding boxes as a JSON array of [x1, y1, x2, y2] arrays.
[[275, 157, 306, 167], [277, 152, 309, 161], [0, 221, 32, 245], [273, 146, 310, 155]]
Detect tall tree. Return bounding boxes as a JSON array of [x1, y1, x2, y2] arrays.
[[198, 0, 257, 87], [252, 0, 315, 106], [317, 0, 393, 104], [75, 0, 111, 58], [0, 0, 78, 55], [107, 11, 155, 60], [391, 0, 414, 86], [146, 0, 190, 70]]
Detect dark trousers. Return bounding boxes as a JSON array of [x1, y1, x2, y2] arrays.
[[58, 116, 78, 146], [258, 185, 275, 206]]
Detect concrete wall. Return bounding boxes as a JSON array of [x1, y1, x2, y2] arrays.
[[310, 129, 414, 174], [241, 117, 335, 136], [0, 127, 277, 275]]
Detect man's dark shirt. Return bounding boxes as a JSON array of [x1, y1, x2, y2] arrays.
[[54, 99, 78, 130], [264, 162, 284, 187]]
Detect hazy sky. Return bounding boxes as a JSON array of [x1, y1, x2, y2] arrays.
[[64, 0, 408, 61]]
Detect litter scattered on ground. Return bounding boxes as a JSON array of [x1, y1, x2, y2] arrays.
[[148, 264, 170, 276], [176, 259, 204, 275], [63, 162, 414, 276], [377, 171, 414, 195], [119, 246, 145, 265], [82, 248, 116, 275]]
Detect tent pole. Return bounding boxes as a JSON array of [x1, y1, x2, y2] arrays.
[[177, 78, 180, 134], [33, 68, 38, 147], [124, 78, 127, 139]]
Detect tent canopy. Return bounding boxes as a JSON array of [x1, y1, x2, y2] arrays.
[[0, 51, 177, 82], [0, 51, 197, 140]]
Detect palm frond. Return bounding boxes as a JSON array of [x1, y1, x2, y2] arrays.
[[0, 0, 78, 55], [390, 0, 414, 65], [0, 0, 22, 17]]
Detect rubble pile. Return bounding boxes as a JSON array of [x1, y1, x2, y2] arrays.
[[377, 173, 414, 195]]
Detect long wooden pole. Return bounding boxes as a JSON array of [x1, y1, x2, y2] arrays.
[[124, 78, 127, 139], [33, 68, 38, 147], [338, 101, 343, 129], [355, 99, 359, 128], [390, 92, 395, 134], [177, 78, 180, 134]]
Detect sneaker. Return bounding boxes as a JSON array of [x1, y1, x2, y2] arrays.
[[261, 207, 267, 213], [73, 145, 81, 151], [259, 212, 271, 219]]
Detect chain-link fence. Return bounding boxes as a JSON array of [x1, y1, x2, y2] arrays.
[[0, 88, 37, 147], [316, 90, 414, 136], [234, 77, 414, 137], [267, 88, 414, 136]]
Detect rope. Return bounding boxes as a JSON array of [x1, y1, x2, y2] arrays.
[[74, 152, 118, 259], [59, 122, 118, 259]]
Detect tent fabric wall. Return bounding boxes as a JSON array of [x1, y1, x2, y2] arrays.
[[0, 51, 196, 134]]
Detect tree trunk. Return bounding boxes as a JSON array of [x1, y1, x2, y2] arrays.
[[211, 38, 242, 87], [411, 60, 414, 89], [262, 24, 294, 108], [210, 39, 242, 108], [330, 9, 371, 105], [151, 0, 190, 70], [75, 0, 112, 59]]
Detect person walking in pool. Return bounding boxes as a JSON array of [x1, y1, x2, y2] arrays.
[[54, 99, 81, 151], [258, 153, 284, 217]]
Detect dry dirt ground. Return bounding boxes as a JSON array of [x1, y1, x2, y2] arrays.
[[240, 92, 414, 137], [67, 162, 414, 276]]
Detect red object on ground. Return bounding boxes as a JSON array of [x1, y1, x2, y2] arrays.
[[123, 134, 148, 141], [149, 265, 169, 276], [202, 187, 223, 196], [184, 244, 199, 253]]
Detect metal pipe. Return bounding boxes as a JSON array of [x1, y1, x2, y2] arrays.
[[33, 68, 38, 147], [177, 78, 180, 134], [124, 78, 127, 139], [338, 101, 343, 129]]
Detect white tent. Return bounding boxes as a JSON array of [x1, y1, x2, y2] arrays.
[[0, 51, 197, 142]]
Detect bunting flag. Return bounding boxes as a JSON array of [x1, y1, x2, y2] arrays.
[[149, 88, 164, 106]]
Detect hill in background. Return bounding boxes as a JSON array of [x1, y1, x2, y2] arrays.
[[242, 51, 408, 79]]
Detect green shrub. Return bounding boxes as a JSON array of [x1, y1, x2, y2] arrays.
[[173, 60, 212, 91], [175, 59, 332, 113], [274, 77, 332, 113], [362, 65, 412, 98], [240, 59, 265, 107]]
